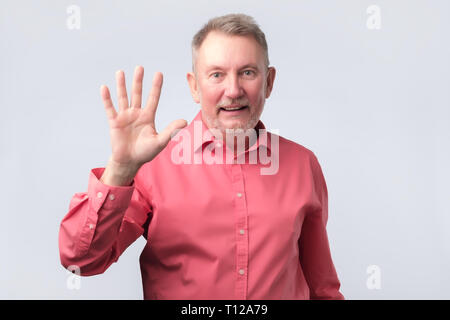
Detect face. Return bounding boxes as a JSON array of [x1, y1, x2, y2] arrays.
[[187, 31, 276, 137]]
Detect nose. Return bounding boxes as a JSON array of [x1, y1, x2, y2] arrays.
[[224, 74, 244, 99]]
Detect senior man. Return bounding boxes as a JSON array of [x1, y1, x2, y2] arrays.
[[59, 13, 344, 300]]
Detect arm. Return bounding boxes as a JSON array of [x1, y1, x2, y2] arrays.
[[58, 167, 151, 276], [298, 153, 345, 300], [58, 66, 187, 276]]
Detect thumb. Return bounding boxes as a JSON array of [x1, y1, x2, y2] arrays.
[[157, 119, 188, 147]]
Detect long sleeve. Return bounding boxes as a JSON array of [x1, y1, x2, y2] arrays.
[[298, 154, 345, 300], [58, 167, 152, 276]]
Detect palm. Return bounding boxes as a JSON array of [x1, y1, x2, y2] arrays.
[[101, 67, 187, 168], [109, 108, 158, 166]]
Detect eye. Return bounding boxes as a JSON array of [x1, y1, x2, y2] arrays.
[[211, 72, 222, 78], [243, 70, 255, 76]]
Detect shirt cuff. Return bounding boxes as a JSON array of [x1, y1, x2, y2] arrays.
[[88, 167, 135, 212]]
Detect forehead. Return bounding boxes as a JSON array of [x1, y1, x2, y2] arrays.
[[196, 31, 265, 70]]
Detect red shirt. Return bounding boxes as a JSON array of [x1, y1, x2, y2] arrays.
[[58, 110, 344, 300]]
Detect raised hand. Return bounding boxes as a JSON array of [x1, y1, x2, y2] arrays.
[[100, 66, 187, 185]]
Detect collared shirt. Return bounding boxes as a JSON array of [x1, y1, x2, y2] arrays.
[[58, 110, 344, 300]]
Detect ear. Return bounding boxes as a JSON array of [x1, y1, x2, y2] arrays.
[[187, 72, 200, 104], [264, 67, 276, 99]]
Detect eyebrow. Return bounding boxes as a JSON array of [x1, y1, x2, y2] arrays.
[[204, 64, 260, 72]]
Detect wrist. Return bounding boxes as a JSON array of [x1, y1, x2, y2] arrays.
[[100, 158, 141, 186]]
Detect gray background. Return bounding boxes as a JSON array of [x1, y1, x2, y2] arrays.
[[1, 0, 449, 299]]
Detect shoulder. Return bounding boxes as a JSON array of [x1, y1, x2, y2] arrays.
[[273, 132, 319, 163], [270, 132, 327, 183]]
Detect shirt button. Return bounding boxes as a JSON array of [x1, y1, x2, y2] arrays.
[[239, 269, 245, 275], [240, 229, 245, 235], [89, 224, 94, 230], [109, 194, 115, 201], [216, 142, 222, 148], [97, 192, 103, 198], [237, 192, 242, 198]]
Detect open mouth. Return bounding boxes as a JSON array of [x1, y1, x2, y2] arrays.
[[220, 106, 248, 112]]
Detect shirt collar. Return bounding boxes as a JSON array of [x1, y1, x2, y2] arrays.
[[185, 110, 271, 154]]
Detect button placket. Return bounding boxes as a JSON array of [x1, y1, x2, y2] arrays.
[[231, 164, 249, 299]]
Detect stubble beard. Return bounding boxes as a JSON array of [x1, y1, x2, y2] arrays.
[[202, 106, 262, 137]]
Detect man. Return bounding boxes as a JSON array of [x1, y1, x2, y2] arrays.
[[59, 13, 344, 300]]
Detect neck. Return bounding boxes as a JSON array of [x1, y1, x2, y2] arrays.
[[218, 128, 259, 154]]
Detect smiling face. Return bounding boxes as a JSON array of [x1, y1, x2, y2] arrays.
[[187, 31, 276, 137]]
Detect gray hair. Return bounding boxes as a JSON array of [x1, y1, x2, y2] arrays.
[[191, 13, 270, 73]]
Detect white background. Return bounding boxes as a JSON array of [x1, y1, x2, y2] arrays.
[[1, 0, 449, 299]]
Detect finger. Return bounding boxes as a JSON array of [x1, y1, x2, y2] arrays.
[[130, 65, 144, 108], [100, 85, 117, 120], [144, 72, 163, 123], [157, 119, 188, 148], [115, 70, 129, 111]]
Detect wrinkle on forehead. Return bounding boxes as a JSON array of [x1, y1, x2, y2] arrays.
[[196, 32, 265, 74]]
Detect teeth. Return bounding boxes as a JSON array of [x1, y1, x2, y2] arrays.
[[223, 106, 245, 111]]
